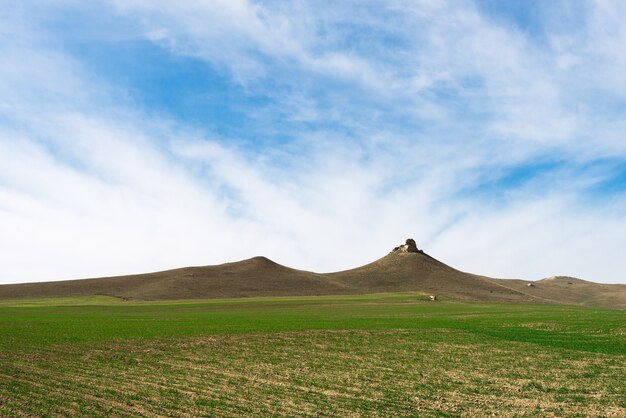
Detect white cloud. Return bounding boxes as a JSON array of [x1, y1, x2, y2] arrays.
[[0, 1, 625, 285], [432, 194, 626, 283], [108, 0, 592, 148]]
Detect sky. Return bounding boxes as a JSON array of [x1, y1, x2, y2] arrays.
[[1, 0, 625, 284]]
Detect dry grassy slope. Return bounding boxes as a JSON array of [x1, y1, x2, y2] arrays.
[[328, 252, 539, 303], [0, 256, 351, 300], [0, 252, 624, 308], [493, 276, 626, 309]]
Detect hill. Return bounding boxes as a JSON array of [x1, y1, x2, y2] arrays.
[[0, 256, 352, 301], [0, 240, 624, 308], [494, 275, 626, 309], [328, 251, 536, 302]]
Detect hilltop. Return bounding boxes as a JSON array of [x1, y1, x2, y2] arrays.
[[0, 239, 624, 308]]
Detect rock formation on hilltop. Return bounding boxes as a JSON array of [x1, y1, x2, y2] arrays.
[[392, 238, 422, 253]]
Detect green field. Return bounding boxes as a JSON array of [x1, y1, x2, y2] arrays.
[[0, 293, 624, 417]]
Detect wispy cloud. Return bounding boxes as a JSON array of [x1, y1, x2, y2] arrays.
[[1, 1, 625, 283]]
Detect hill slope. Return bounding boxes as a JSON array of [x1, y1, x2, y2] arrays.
[[0, 256, 352, 300], [329, 251, 538, 303], [0, 250, 624, 308], [493, 276, 626, 309]]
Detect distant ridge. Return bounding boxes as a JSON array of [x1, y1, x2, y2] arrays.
[[0, 255, 349, 301], [1, 239, 624, 309]]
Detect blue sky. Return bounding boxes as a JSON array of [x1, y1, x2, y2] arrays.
[[1, 0, 625, 284]]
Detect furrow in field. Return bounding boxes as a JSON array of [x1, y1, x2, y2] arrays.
[[0, 366, 168, 417]]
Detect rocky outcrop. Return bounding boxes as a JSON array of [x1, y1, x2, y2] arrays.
[[392, 238, 421, 253]]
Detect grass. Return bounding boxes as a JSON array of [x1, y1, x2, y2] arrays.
[[0, 293, 624, 416], [0, 295, 126, 307]]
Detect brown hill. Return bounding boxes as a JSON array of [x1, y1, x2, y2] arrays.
[[492, 276, 626, 309], [0, 243, 624, 309], [328, 252, 539, 303], [0, 256, 352, 301]]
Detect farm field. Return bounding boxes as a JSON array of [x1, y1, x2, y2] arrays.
[[0, 293, 624, 417]]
